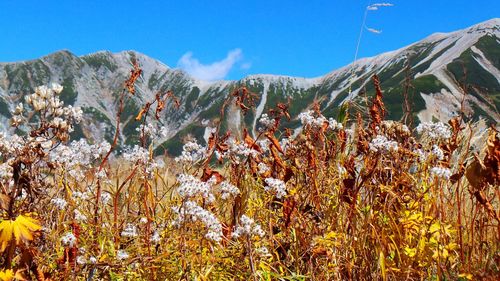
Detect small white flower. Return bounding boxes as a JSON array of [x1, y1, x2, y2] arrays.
[[416, 122, 452, 140], [369, 135, 398, 153], [258, 163, 270, 175], [139, 217, 148, 224], [89, 256, 97, 264], [116, 250, 129, 260], [74, 210, 87, 222], [76, 256, 86, 265], [14, 103, 23, 115], [219, 181, 240, 199], [72, 191, 89, 201], [121, 224, 138, 238], [328, 118, 343, 130], [256, 246, 271, 257], [431, 145, 445, 161], [51, 83, 64, 94], [258, 113, 275, 130], [175, 141, 207, 163], [151, 231, 161, 243], [61, 232, 77, 247], [0, 163, 13, 180], [51, 198, 67, 210], [298, 110, 327, 128], [264, 178, 287, 199], [232, 215, 265, 239], [430, 166, 452, 180], [171, 200, 223, 242], [176, 174, 214, 202], [101, 192, 112, 205]]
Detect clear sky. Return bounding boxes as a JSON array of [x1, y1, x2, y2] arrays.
[[0, 0, 498, 80]]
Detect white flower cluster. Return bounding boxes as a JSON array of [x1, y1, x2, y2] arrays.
[[255, 246, 271, 257], [228, 138, 260, 160], [177, 174, 215, 202], [414, 144, 445, 163], [122, 145, 149, 163], [122, 145, 164, 177], [101, 192, 112, 205], [264, 178, 287, 199], [121, 224, 139, 238], [172, 200, 223, 242], [51, 198, 68, 210], [258, 113, 275, 131], [136, 123, 168, 140], [298, 110, 343, 131], [256, 139, 271, 153], [76, 256, 87, 265], [0, 133, 24, 155], [74, 210, 87, 222], [328, 118, 343, 130], [415, 149, 427, 162], [232, 215, 265, 239], [279, 137, 294, 153], [380, 121, 410, 134], [431, 145, 445, 161], [430, 166, 452, 180], [60, 232, 77, 247], [50, 139, 111, 180], [0, 163, 13, 181], [116, 249, 129, 260], [369, 135, 399, 153], [416, 122, 452, 140], [299, 110, 327, 127], [219, 181, 240, 199], [151, 230, 161, 243], [235, 138, 258, 156], [21, 84, 83, 125], [175, 141, 207, 163], [258, 163, 270, 175]]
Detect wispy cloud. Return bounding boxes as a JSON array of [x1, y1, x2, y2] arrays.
[[240, 62, 252, 70], [366, 27, 383, 34], [367, 3, 394, 11], [177, 49, 245, 81]]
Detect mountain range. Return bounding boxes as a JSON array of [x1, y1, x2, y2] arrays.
[[0, 18, 499, 155]]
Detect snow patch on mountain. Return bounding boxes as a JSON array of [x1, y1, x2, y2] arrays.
[[252, 80, 270, 137]]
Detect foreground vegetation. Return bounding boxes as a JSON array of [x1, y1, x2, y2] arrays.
[[0, 63, 498, 280]]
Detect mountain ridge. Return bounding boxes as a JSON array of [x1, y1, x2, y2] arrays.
[[0, 18, 499, 155]]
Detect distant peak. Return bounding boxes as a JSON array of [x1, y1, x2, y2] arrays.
[[473, 18, 500, 28], [40, 50, 77, 60], [81, 50, 170, 69]]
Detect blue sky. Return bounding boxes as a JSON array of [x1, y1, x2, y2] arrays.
[[0, 0, 498, 80]]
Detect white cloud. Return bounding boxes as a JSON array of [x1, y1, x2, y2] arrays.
[[177, 49, 244, 81], [367, 3, 394, 10], [366, 27, 383, 34], [240, 62, 252, 70]]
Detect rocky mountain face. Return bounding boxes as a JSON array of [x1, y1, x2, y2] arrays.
[[0, 19, 498, 155]]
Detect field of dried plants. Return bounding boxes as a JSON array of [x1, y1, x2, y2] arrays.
[[0, 62, 498, 280]]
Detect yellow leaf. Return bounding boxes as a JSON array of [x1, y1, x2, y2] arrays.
[[404, 247, 417, 258], [0, 215, 41, 252], [379, 250, 387, 281], [12, 215, 41, 243], [458, 273, 473, 280], [0, 221, 13, 252], [0, 269, 25, 281], [429, 222, 440, 234]]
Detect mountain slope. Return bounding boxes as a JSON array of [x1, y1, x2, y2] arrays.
[[0, 18, 499, 155]]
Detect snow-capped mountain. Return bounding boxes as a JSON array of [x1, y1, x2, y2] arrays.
[[0, 18, 498, 155]]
